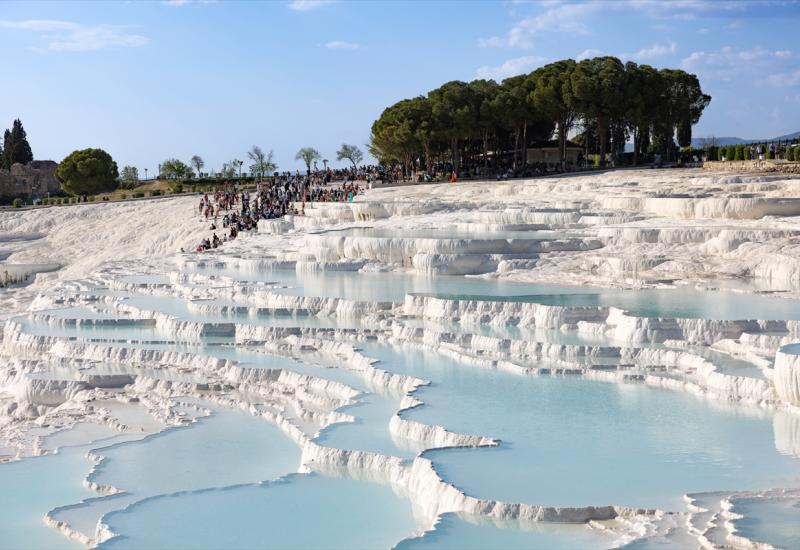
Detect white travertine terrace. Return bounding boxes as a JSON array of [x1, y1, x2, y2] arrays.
[[1, 168, 800, 548]]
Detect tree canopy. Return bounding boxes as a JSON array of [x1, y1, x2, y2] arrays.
[[160, 158, 193, 180], [191, 155, 204, 177], [248, 146, 277, 180], [369, 56, 710, 174], [120, 165, 139, 184], [56, 148, 119, 195], [1, 119, 34, 169], [295, 147, 321, 174], [336, 144, 364, 169]]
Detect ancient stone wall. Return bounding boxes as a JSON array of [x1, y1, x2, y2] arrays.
[[0, 161, 60, 200], [703, 160, 800, 175]]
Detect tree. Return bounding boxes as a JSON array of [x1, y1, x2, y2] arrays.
[[428, 80, 476, 170], [160, 158, 193, 180], [571, 57, 626, 166], [191, 155, 204, 178], [232, 158, 243, 178], [2, 119, 34, 169], [367, 56, 709, 174], [656, 69, 711, 161], [295, 147, 321, 174], [248, 146, 276, 180], [530, 59, 578, 170], [221, 162, 236, 179], [56, 148, 119, 195], [120, 165, 139, 187], [676, 120, 692, 149], [336, 143, 364, 169]]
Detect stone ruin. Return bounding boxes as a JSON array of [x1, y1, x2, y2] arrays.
[[0, 160, 60, 201]]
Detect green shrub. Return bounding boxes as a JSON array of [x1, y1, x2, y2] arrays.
[[706, 146, 718, 161], [133, 192, 145, 198], [56, 148, 119, 195], [12, 198, 22, 208], [88, 195, 96, 202], [170, 182, 183, 194], [734, 145, 743, 161], [151, 189, 162, 197], [120, 193, 128, 200], [765, 146, 773, 159], [743, 146, 750, 160]]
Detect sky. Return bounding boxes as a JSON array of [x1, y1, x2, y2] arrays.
[[1, 0, 799, 174]]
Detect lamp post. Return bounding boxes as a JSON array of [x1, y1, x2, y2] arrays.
[[144, 168, 148, 181]]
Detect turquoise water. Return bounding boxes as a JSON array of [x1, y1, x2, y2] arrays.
[[0, 449, 94, 550], [361, 342, 800, 511], [50, 408, 301, 544], [397, 513, 612, 550], [9, 260, 800, 547], [100, 473, 419, 549], [186, 264, 800, 320], [732, 498, 800, 549], [315, 393, 424, 458]]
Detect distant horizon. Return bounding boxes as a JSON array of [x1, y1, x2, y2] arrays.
[[2, 0, 799, 172]]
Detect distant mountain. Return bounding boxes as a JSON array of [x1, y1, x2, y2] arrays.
[[772, 130, 800, 141], [691, 131, 800, 148]]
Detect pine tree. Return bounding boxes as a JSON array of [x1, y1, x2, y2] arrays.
[[1, 129, 11, 170], [1, 120, 34, 168], [9, 119, 33, 165]]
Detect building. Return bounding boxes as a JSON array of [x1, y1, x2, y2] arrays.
[[0, 161, 60, 201], [526, 140, 583, 170]]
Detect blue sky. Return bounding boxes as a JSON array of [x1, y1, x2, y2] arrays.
[[1, 0, 798, 173]]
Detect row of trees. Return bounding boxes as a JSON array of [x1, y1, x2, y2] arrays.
[[1, 119, 34, 170], [369, 57, 711, 175], [708, 143, 800, 162], [125, 144, 366, 184], [295, 145, 364, 174]]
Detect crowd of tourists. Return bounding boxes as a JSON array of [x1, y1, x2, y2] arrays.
[[192, 177, 362, 253]]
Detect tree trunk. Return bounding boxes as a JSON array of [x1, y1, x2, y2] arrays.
[[598, 116, 609, 167], [513, 129, 520, 171], [482, 130, 489, 171], [633, 127, 639, 166], [424, 142, 431, 174], [558, 119, 567, 171], [522, 121, 528, 167]]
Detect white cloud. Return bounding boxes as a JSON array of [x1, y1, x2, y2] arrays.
[[622, 41, 677, 61], [325, 40, 359, 50], [626, 0, 760, 19], [482, 0, 774, 51], [288, 0, 334, 11], [682, 46, 797, 83], [476, 55, 546, 80], [576, 48, 603, 61], [479, 3, 592, 49], [0, 19, 148, 51], [766, 69, 800, 88]]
